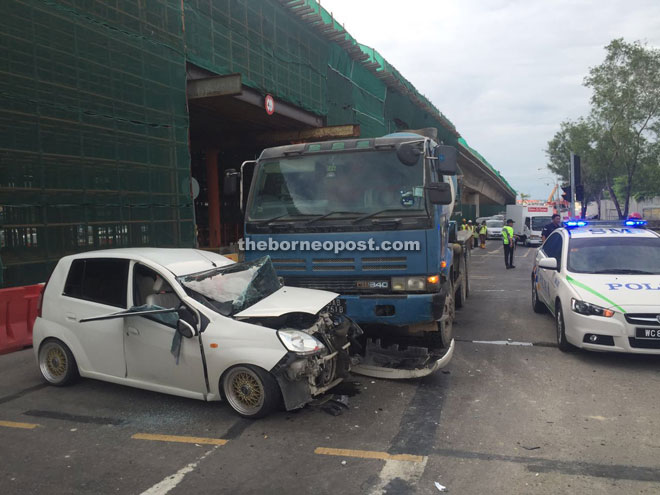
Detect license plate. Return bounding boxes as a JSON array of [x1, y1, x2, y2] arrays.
[[636, 328, 660, 339], [327, 298, 347, 315]]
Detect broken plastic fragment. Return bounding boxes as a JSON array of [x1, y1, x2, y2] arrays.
[[434, 481, 447, 492]]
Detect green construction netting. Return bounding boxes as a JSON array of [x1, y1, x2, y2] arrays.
[[0, 0, 194, 287], [458, 138, 517, 196], [1, 0, 511, 288]]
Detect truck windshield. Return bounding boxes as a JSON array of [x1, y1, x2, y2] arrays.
[[178, 256, 281, 316], [567, 237, 660, 274], [531, 216, 551, 230], [247, 150, 426, 222]]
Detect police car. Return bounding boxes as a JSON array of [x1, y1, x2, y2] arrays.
[[531, 220, 660, 353]]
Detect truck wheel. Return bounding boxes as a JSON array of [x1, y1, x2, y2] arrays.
[[429, 292, 455, 349], [464, 262, 470, 299], [455, 272, 466, 309]]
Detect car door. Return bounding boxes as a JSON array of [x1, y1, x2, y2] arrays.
[[123, 262, 207, 395], [62, 258, 129, 377], [538, 232, 563, 308]]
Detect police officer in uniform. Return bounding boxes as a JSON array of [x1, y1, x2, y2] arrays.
[[502, 219, 516, 269]]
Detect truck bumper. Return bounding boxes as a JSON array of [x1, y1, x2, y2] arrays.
[[352, 338, 455, 379], [341, 292, 445, 327]]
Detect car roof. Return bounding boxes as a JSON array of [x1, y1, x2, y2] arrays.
[[61, 248, 234, 276], [567, 227, 658, 239]]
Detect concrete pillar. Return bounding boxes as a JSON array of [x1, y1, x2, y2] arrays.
[[473, 192, 480, 218], [206, 149, 221, 248]]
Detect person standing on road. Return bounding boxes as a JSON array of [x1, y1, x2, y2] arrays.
[[470, 220, 479, 248], [502, 219, 516, 269], [479, 221, 487, 249], [461, 218, 469, 230], [541, 214, 562, 242]]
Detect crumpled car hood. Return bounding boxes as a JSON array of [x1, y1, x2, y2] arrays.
[[233, 286, 338, 318]]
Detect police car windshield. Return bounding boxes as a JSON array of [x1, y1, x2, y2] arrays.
[[567, 237, 660, 274]]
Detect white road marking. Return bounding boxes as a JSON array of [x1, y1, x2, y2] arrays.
[[368, 456, 428, 495], [472, 340, 534, 346], [139, 446, 218, 495]]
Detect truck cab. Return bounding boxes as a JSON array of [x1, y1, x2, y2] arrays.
[[232, 130, 464, 377]]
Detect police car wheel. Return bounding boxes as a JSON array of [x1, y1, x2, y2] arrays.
[[532, 282, 545, 314], [555, 301, 573, 352]]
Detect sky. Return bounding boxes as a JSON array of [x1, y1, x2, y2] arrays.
[[320, 0, 660, 200]]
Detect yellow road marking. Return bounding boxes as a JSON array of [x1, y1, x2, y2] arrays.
[[132, 433, 228, 446], [314, 447, 424, 463], [0, 420, 39, 430]]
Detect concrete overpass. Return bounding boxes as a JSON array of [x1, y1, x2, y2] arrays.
[[456, 138, 517, 215]]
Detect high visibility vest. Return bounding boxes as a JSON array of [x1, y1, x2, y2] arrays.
[[479, 225, 487, 235], [502, 225, 514, 245], [472, 227, 479, 238]]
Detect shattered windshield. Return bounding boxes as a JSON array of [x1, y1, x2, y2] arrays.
[[178, 256, 282, 316]]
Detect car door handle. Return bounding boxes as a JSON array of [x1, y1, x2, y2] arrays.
[[127, 327, 140, 336], [65, 313, 77, 322]]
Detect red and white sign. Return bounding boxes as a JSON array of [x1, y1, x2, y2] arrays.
[[264, 94, 275, 115], [528, 206, 550, 212]]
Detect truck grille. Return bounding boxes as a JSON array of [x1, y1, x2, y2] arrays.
[[284, 277, 389, 293], [624, 314, 660, 326]]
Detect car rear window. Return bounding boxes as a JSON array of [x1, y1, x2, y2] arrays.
[[63, 258, 129, 308]]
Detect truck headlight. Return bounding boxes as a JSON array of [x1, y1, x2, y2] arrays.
[[277, 329, 325, 355], [570, 298, 614, 318], [391, 276, 434, 292]]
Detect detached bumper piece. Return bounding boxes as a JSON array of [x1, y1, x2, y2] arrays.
[[352, 338, 455, 379]]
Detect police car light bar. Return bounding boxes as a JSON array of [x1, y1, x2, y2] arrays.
[[565, 220, 588, 228], [624, 219, 647, 227]]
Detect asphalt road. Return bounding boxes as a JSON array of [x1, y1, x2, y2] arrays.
[[2, 243, 660, 495]]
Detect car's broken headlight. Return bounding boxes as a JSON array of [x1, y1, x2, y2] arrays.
[[277, 329, 325, 355]]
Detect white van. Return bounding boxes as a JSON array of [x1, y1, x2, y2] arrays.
[[505, 205, 553, 246]]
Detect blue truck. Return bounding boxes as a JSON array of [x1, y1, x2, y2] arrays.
[[228, 129, 470, 378]]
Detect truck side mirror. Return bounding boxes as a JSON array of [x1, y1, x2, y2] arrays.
[[396, 142, 423, 166], [434, 145, 458, 176], [426, 182, 453, 205], [224, 169, 240, 196]]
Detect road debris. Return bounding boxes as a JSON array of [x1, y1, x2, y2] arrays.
[[434, 481, 447, 491]]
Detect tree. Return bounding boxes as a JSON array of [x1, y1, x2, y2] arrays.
[[584, 39, 660, 218]]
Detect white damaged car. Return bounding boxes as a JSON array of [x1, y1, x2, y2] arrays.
[[531, 221, 660, 353], [34, 249, 362, 418]]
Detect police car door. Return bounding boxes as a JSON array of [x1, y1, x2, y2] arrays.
[[537, 232, 563, 308]]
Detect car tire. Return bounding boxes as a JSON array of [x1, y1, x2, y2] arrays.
[[555, 301, 573, 352], [532, 280, 545, 314], [38, 338, 79, 386], [222, 365, 281, 419]]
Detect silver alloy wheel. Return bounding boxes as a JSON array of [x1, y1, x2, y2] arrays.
[[39, 341, 69, 384], [223, 366, 265, 416]]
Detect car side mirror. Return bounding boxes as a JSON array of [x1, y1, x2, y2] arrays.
[[538, 258, 558, 270], [426, 182, 453, 205], [177, 319, 196, 339], [224, 169, 240, 196], [176, 306, 199, 338]]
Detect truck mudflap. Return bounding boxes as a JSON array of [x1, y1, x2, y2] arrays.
[[351, 338, 455, 379]]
